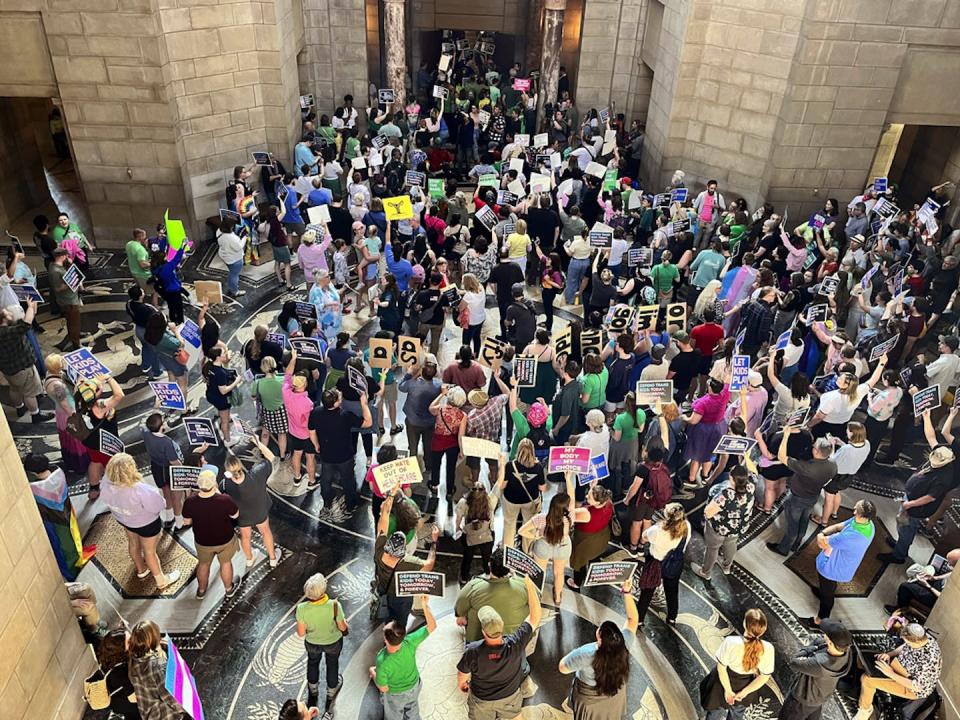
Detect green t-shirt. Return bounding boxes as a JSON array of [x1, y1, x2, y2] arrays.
[[650, 263, 679, 293], [252, 374, 284, 411], [126, 241, 151, 281], [509, 408, 554, 458], [375, 625, 429, 693], [454, 575, 530, 642], [613, 408, 646, 440], [295, 598, 343, 646], [580, 367, 608, 410], [344, 136, 361, 160]]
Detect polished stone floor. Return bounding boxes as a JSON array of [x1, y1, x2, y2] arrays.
[[11, 244, 958, 720]]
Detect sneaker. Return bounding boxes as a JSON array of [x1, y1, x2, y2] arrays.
[[328, 675, 343, 698], [235, 290, 247, 297], [14, 404, 26, 417], [31, 411, 54, 424], [245, 555, 256, 568], [196, 588, 206, 599], [877, 552, 906, 565], [720, 565, 733, 575], [174, 515, 184, 530], [691, 563, 711, 580], [157, 570, 181, 590], [137, 568, 151, 579], [294, 474, 304, 485], [269, 548, 283, 568], [307, 689, 319, 709], [225, 581, 239, 598], [391, 424, 404, 434]]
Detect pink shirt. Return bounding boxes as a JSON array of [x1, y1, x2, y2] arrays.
[[297, 235, 332, 279], [699, 192, 715, 223], [693, 387, 730, 424], [282, 373, 314, 439]]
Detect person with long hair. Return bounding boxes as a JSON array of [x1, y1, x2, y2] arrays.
[[558, 579, 639, 720], [143, 311, 190, 408], [398, 356, 441, 480], [203, 347, 242, 447], [250, 355, 287, 457], [43, 354, 89, 476], [442, 345, 486, 391], [693, 466, 755, 579], [128, 621, 186, 720], [700, 609, 775, 719], [459, 272, 486, 354], [95, 629, 141, 720], [636, 502, 690, 626], [693, 279, 725, 324], [455, 455, 505, 584], [813, 421, 870, 526], [808, 354, 887, 439], [864, 368, 903, 466], [377, 272, 403, 335], [295, 572, 349, 710], [225, 435, 282, 568], [75, 374, 126, 500], [520, 470, 581, 604], [682, 377, 730, 486], [242, 324, 283, 373], [101, 453, 181, 590], [764, 355, 810, 424], [501, 437, 547, 552], [568, 484, 615, 590], [538, 251, 565, 331]]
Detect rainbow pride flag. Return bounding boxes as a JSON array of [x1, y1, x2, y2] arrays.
[[165, 638, 204, 720], [30, 468, 95, 580]]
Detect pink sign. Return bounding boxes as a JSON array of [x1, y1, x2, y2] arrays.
[[548, 446, 592, 473], [512, 78, 531, 92]]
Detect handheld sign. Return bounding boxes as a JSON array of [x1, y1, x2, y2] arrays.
[[861, 264, 879, 290], [585, 161, 606, 179], [785, 407, 810, 429], [395, 571, 445, 598], [63, 264, 84, 292], [441, 284, 460, 306], [635, 380, 673, 405], [219, 208, 242, 226], [553, 325, 573, 359], [819, 275, 840, 297], [290, 337, 323, 361], [730, 355, 751, 392], [874, 177, 888, 193], [529, 172, 551, 194], [512, 78, 531, 92], [735, 329, 746, 355], [806, 304, 829, 323], [432, 85, 448, 100], [589, 229, 613, 248], [670, 188, 688, 204], [627, 247, 652, 268], [169, 466, 202, 491], [184, 416, 219, 446], [602, 168, 618, 191], [548, 446, 592, 474], [913, 385, 941, 417], [427, 178, 444, 199], [266, 331, 289, 349], [405, 170, 426, 187], [194, 280, 223, 306], [11, 284, 43, 303], [294, 301, 318, 322], [478, 173, 499, 188], [869, 333, 899, 362], [479, 336, 507, 369], [665, 302, 687, 331], [474, 204, 498, 231], [178, 318, 203, 368], [383, 195, 414, 221], [377, 88, 396, 104], [713, 435, 758, 456], [580, 328, 604, 357], [504, 546, 545, 590], [347, 365, 367, 395], [307, 205, 331, 225], [149, 381, 186, 411], [462, 437, 501, 460], [608, 305, 635, 333], [299, 94, 314, 109], [667, 218, 691, 236], [371, 134, 388, 150], [514, 133, 530, 148], [368, 337, 394, 369], [397, 335, 422, 366], [63, 348, 111, 380], [533, 132, 549, 148], [252, 151, 273, 166], [497, 190, 518, 206], [584, 561, 638, 587], [372, 456, 422, 494], [514, 356, 537, 388], [633, 305, 659, 332], [99, 430, 124, 457], [774, 329, 792, 351], [578, 454, 610, 486]]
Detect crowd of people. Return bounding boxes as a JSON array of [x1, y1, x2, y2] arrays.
[[10, 40, 956, 720]]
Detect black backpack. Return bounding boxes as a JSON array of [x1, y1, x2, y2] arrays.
[[526, 425, 552, 462]]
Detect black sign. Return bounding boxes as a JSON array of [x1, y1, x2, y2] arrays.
[[667, 218, 691, 236], [184, 417, 219, 446], [395, 571, 445, 597], [819, 275, 840, 297], [584, 561, 638, 587], [627, 247, 652, 267], [378, 88, 396, 104], [713, 435, 758, 456], [497, 190, 518, 206], [347, 365, 367, 395], [514, 357, 537, 388], [405, 170, 425, 187], [806, 304, 829, 323], [294, 301, 317, 322], [170, 466, 202, 490], [580, 328, 604, 357], [913, 384, 941, 417], [635, 380, 673, 405], [442, 285, 461, 307], [371, 134, 388, 150], [504, 546, 545, 590], [99, 430, 124, 457], [634, 305, 658, 332], [290, 337, 323, 360], [589, 230, 613, 248], [252, 151, 273, 166]]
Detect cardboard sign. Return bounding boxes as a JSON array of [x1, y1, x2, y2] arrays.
[[633, 305, 659, 332], [514, 133, 530, 147], [397, 335, 421, 366], [427, 178, 444, 199], [529, 172, 550, 194], [553, 325, 573, 358], [913, 385, 941, 417], [608, 305, 634, 333], [462, 437, 501, 460], [194, 280, 223, 306], [512, 78, 531, 92], [432, 85, 449, 100], [874, 177, 888, 193], [869, 333, 899, 362], [577, 454, 610, 486], [307, 205, 331, 225], [819, 274, 840, 297], [99, 430, 124, 457], [504, 546, 545, 590], [383, 195, 414, 221], [395, 571, 445, 598], [477, 109, 490, 127], [10, 284, 43, 303], [372, 456, 422, 494], [665, 303, 687, 331], [184, 416, 218, 446], [589, 229, 613, 248], [713, 435, 758, 456], [479, 336, 507, 369], [584, 561, 637, 587], [405, 170, 426, 187], [63, 264, 84, 292], [474, 204, 497, 231], [514, 356, 537, 388], [806, 304, 830, 323], [774, 329, 792, 351], [635, 380, 673, 405], [299, 94, 314, 109], [63, 348, 111, 380], [533, 132, 549, 148], [785, 407, 810, 429], [347, 365, 367, 395], [730, 355, 751, 392], [170, 466, 202, 491], [149, 381, 186, 411], [377, 88, 396, 104], [368, 337, 393, 369], [602, 168, 618, 191], [580, 328, 604, 357], [548, 446, 592, 473], [670, 188, 688, 204]]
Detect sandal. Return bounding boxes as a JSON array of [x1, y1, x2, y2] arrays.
[[565, 578, 580, 591]]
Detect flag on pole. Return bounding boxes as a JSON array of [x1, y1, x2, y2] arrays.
[[164, 637, 204, 720]]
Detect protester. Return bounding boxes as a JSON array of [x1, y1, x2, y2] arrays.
[[296, 573, 348, 709], [181, 469, 240, 598]]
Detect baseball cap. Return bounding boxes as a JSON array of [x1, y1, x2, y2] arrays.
[[385, 531, 407, 558], [197, 470, 218, 492], [673, 330, 691, 344], [650, 343, 666, 362], [511, 282, 525, 297], [478, 605, 504, 638], [819, 618, 852, 651], [748, 371, 763, 388], [940, 334, 959, 351]]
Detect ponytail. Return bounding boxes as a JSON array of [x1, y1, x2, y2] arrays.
[[741, 608, 768, 673]]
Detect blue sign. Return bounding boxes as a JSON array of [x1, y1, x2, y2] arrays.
[[10, 284, 43, 303], [180, 318, 201, 349], [62, 348, 110, 380], [874, 177, 888, 193], [774, 329, 792, 351], [730, 355, 750, 392], [183, 416, 218, 446], [734, 329, 746, 354], [670, 187, 688, 203], [149, 381, 186, 411], [578, 454, 610, 486], [63, 263, 84, 292], [266, 331, 289, 349]]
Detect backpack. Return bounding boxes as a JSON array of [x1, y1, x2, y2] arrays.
[[526, 425, 552, 462], [646, 462, 672, 510]]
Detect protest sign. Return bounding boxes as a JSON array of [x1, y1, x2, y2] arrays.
[[10, 284, 43, 303], [194, 280, 222, 306], [307, 205, 331, 225], [63, 264, 84, 292], [665, 303, 687, 331], [667, 218, 691, 236], [819, 275, 840, 297], [475, 205, 497, 231], [635, 380, 673, 405], [497, 190, 518, 206], [371, 134, 388, 150], [806, 304, 829, 323], [548, 446, 592, 473], [811, 213, 826, 230], [580, 328, 604, 357], [861, 264, 879, 290], [369, 337, 393, 369], [735, 329, 746, 354], [513, 356, 537, 388], [372, 456, 422, 494], [377, 88, 396, 104], [427, 178, 444, 199], [99, 430, 124, 457], [405, 170, 426, 187], [514, 133, 530, 147], [713, 435, 758, 456], [149, 381, 186, 411], [383, 195, 414, 221], [512, 78, 531, 91], [553, 325, 573, 358], [219, 208, 242, 226], [177, 318, 203, 368], [584, 561, 638, 587], [589, 229, 613, 248], [432, 85, 448, 100], [504, 546, 545, 590], [63, 348, 111, 380], [477, 109, 490, 127], [462, 437, 501, 460], [602, 168, 618, 191], [874, 177, 888, 193], [633, 305, 659, 332], [184, 416, 218, 446], [913, 385, 941, 417], [578, 454, 610, 486], [441, 284, 461, 306], [395, 571, 445, 598], [294, 301, 317, 322], [299, 94, 314, 109], [608, 305, 635, 333], [290, 337, 323, 361], [266, 331, 289, 349], [627, 247, 652, 268], [598, 107, 610, 123], [397, 335, 421, 366], [585, 161, 606, 179], [785, 407, 810, 429], [730, 355, 751, 392], [170, 466, 202, 491], [774, 329, 792, 351], [670, 188, 688, 203], [347, 365, 367, 395], [252, 151, 274, 166], [653, 193, 671, 208], [869, 333, 899, 362], [533, 132, 548, 148], [441, 41, 455, 54], [529, 172, 550, 193], [479, 335, 507, 369]]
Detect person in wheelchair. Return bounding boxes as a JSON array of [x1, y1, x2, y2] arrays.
[[852, 623, 942, 720]]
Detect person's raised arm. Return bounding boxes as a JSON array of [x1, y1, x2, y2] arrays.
[[376, 490, 395, 536], [421, 595, 437, 634], [866, 353, 888, 388], [422, 524, 440, 571], [249, 434, 276, 463], [508, 382, 518, 415], [922, 409, 939, 449], [286, 347, 298, 376], [524, 574, 542, 629], [359, 391, 373, 428], [777, 427, 792, 465], [942, 406, 958, 445]]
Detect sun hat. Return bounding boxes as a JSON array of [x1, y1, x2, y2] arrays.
[[930, 446, 955, 468], [467, 389, 489, 408]]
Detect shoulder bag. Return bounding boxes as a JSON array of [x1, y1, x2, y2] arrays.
[[511, 461, 543, 514]]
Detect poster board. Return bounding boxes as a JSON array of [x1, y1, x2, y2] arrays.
[[369, 337, 394, 369]]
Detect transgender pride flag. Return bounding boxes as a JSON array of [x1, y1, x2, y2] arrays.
[[165, 638, 204, 720]]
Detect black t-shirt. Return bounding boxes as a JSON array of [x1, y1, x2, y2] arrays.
[[757, 232, 778, 258], [905, 467, 955, 518], [502, 461, 545, 505], [605, 354, 636, 403], [308, 407, 363, 463], [328, 205, 353, 241], [588, 274, 617, 309], [457, 622, 533, 700], [245, 339, 284, 373], [415, 288, 446, 325], [667, 233, 693, 262], [526, 208, 560, 251], [489, 262, 524, 307], [669, 348, 702, 392], [126, 300, 157, 328], [183, 493, 238, 546], [201, 318, 220, 356]]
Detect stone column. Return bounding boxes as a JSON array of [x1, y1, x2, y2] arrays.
[[524, 0, 544, 76], [382, 0, 407, 104], [536, 0, 565, 129]]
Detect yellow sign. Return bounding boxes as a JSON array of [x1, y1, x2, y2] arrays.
[[372, 457, 423, 494], [462, 437, 501, 460], [383, 195, 414, 221]]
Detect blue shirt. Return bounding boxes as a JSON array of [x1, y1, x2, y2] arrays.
[[308, 188, 333, 207], [560, 628, 636, 687], [283, 189, 303, 224], [816, 518, 874, 582], [155, 246, 185, 292], [384, 243, 413, 292], [294, 143, 317, 176]]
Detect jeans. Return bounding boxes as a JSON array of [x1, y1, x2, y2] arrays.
[[565, 258, 590, 304], [226, 260, 243, 295], [775, 492, 817, 554], [386, 593, 413, 625], [305, 638, 342, 689], [430, 445, 458, 495], [707, 704, 746, 720], [321, 458, 359, 509], [891, 513, 922, 561], [702, 522, 739, 574], [135, 324, 162, 376], [462, 323, 483, 355], [817, 576, 838, 619], [381, 682, 421, 720]]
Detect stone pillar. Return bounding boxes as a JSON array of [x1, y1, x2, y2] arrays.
[[536, 0, 566, 129], [524, 0, 544, 76], [382, 0, 407, 104]]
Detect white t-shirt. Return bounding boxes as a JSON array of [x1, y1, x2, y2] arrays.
[[715, 635, 775, 676], [643, 522, 687, 561], [463, 291, 486, 325], [782, 341, 803, 369], [830, 441, 870, 475], [609, 237, 629, 266], [577, 426, 610, 462], [817, 385, 869, 424], [216, 231, 245, 266]]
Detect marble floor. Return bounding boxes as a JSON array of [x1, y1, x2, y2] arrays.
[[10, 246, 958, 720]]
